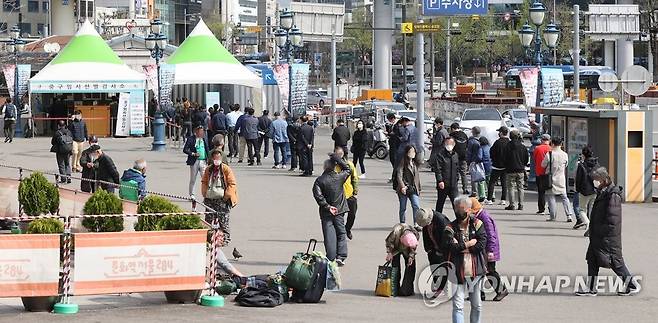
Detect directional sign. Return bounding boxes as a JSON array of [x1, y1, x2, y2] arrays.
[[401, 22, 414, 34], [422, 0, 489, 16], [414, 23, 441, 33], [246, 26, 263, 33]]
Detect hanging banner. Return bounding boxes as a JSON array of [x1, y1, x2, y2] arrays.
[[115, 92, 131, 136], [159, 63, 176, 110], [541, 68, 565, 107], [72, 230, 207, 295], [129, 92, 146, 135], [1, 64, 29, 100], [2, 65, 14, 99], [290, 64, 310, 117], [0, 235, 60, 297], [143, 64, 158, 96], [205, 92, 220, 107], [272, 64, 290, 112], [519, 67, 539, 107]]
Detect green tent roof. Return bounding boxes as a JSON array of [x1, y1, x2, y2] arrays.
[[167, 20, 241, 65], [51, 20, 123, 65]]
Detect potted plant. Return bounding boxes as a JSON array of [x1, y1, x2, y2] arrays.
[[20, 218, 64, 312], [135, 195, 204, 304], [17, 172, 59, 232], [81, 189, 124, 232]]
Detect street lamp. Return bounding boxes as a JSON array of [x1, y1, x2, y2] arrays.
[[2, 25, 26, 138], [145, 19, 168, 152], [275, 9, 304, 118]]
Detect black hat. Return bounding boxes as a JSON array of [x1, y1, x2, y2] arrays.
[[89, 145, 101, 152], [194, 125, 205, 130], [400, 117, 411, 122], [496, 126, 509, 133]]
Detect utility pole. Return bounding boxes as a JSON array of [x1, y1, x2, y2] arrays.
[[331, 31, 337, 127], [573, 4, 580, 101], [430, 19, 435, 96], [446, 18, 451, 93], [402, 0, 408, 93], [415, 19, 425, 161]]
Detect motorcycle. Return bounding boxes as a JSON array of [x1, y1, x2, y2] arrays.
[[367, 125, 389, 160]]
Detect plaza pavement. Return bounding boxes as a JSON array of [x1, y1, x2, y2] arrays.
[[0, 127, 657, 323]]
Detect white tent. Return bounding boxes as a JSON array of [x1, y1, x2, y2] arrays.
[[167, 19, 262, 89]]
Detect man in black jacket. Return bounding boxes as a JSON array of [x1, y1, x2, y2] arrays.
[[487, 126, 510, 205], [312, 153, 352, 265], [503, 129, 529, 210], [449, 123, 470, 195], [331, 119, 351, 158], [287, 117, 301, 171], [80, 136, 99, 193], [298, 116, 315, 176], [416, 207, 451, 296], [574, 146, 599, 230], [89, 145, 120, 193], [51, 120, 73, 184], [257, 110, 273, 159], [431, 137, 460, 213], [211, 106, 228, 137], [68, 110, 88, 173]]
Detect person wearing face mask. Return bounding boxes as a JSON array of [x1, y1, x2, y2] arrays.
[[80, 136, 99, 193], [487, 127, 510, 206], [68, 110, 88, 173], [90, 146, 120, 193], [574, 146, 599, 232], [394, 145, 422, 229], [431, 137, 459, 214], [385, 223, 420, 296], [202, 149, 239, 246], [120, 159, 148, 201], [351, 120, 368, 179], [443, 196, 487, 323], [576, 167, 638, 296], [429, 117, 450, 167]]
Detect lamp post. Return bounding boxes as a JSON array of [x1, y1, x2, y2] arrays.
[[145, 19, 168, 152], [275, 9, 303, 118], [3, 26, 26, 137]]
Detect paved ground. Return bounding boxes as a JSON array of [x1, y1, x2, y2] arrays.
[[0, 128, 657, 322]]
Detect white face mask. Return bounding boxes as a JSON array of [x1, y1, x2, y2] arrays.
[[593, 180, 601, 189], [445, 145, 454, 152], [213, 159, 221, 166]]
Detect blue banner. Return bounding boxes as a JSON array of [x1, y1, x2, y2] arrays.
[[261, 68, 277, 85], [541, 68, 564, 107], [422, 0, 488, 16]]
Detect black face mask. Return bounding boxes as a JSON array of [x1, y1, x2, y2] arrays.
[[455, 211, 468, 222]]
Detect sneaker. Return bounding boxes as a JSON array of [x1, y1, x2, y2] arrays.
[[336, 259, 346, 267], [546, 218, 556, 222], [281, 165, 287, 169], [358, 174, 366, 179], [483, 199, 494, 205], [566, 216, 574, 223], [535, 210, 545, 215], [493, 289, 509, 301], [517, 205, 523, 211], [499, 200, 508, 206], [247, 162, 254, 166], [190, 194, 196, 201], [573, 221, 587, 230], [575, 289, 597, 296], [463, 190, 471, 195], [469, 193, 478, 198], [618, 286, 640, 296], [504, 205, 516, 211], [478, 197, 485, 203], [272, 165, 280, 169], [288, 168, 296, 172]]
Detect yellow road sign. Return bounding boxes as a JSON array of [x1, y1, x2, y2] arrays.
[[414, 23, 441, 33], [246, 26, 263, 33], [401, 22, 414, 34]]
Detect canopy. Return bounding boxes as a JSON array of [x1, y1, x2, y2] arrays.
[[30, 20, 145, 93], [167, 19, 262, 88]]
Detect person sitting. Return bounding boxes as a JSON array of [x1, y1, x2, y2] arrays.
[[120, 159, 148, 201]]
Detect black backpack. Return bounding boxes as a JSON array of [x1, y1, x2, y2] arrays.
[[234, 286, 284, 307], [3, 103, 16, 119], [59, 131, 74, 154]]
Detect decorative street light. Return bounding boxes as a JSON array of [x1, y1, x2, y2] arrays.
[[275, 9, 304, 118], [2, 25, 26, 137], [145, 19, 168, 152]]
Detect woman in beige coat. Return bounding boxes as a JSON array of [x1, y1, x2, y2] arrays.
[[541, 137, 575, 222]]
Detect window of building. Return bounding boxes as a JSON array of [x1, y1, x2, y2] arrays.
[[79, 0, 94, 18], [0, 23, 7, 33], [239, 15, 257, 24], [3, 1, 20, 12], [37, 23, 44, 35], [19, 23, 31, 35], [42, 1, 48, 13], [28, 1, 39, 12]]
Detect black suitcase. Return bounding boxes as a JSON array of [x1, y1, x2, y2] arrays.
[[291, 239, 327, 303]]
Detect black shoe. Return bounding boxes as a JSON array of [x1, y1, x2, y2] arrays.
[[535, 210, 545, 215], [573, 220, 587, 229], [346, 231, 353, 240], [493, 289, 509, 301], [288, 168, 296, 172], [3, 138, 7, 143], [617, 286, 639, 296], [517, 205, 523, 211], [257, 162, 262, 166], [478, 197, 485, 203], [575, 289, 597, 296], [237, 160, 243, 163], [469, 193, 477, 198], [504, 205, 516, 211], [247, 162, 254, 166], [463, 190, 471, 195]]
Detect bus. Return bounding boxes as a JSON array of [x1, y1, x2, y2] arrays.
[[504, 65, 615, 100]]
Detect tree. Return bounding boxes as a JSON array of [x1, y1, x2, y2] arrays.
[[639, 0, 658, 80], [340, 7, 372, 69]]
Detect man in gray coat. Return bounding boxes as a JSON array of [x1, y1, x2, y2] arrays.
[[312, 154, 352, 266], [242, 108, 261, 166]]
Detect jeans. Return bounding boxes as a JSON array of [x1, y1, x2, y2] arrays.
[[258, 136, 270, 157], [452, 276, 483, 323], [352, 150, 366, 174], [227, 127, 238, 157], [578, 193, 595, 224], [436, 186, 458, 214], [188, 159, 207, 196], [273, 142, 288, 166], [587, 260, 636, 292], [246, 138, 260, 163], [56, 153, 72, 181], [536, 175, 548, 212], [546, 192, 574, 220], [505, 172, 525, 207], [487, 169, 507, 201], [3, 119, 15, 141], [320, 213, 348, 261], [346, 196, 358, 234], [72, 141, 85, 171], [398, 193, 420, 224], [458, 160, 469, 193]]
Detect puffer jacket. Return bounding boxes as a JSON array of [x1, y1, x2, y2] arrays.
[[586, 184, 624, 269], [312, 156, 352, 217]]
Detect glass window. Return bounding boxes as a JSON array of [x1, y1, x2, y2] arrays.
[[566, 117, 588, 182], [462, 109, 501, 121], [19, 22, 31, 35], [3, 0, 19, 12], [28, 1, 38, 12], [512, 110, 528, 119], [42, 1, 48, 12]]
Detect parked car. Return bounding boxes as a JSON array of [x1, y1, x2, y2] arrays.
[[456, 108, 508, 145], [405, 79, 441, 93], [307, 89, 329, 108], [502, 108, 531, 137]]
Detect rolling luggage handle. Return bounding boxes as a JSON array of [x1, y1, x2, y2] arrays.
[[305, 239, 318, 254]]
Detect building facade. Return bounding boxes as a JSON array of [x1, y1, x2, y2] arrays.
[[1, 0, 49, 37]]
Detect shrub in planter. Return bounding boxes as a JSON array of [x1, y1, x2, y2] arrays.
[[82, 189, 124, 232], [26, 218, 64, 234], [18, 172, 59, 216], [135, 195, 183, 231], [157, 214, 204, 231]]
